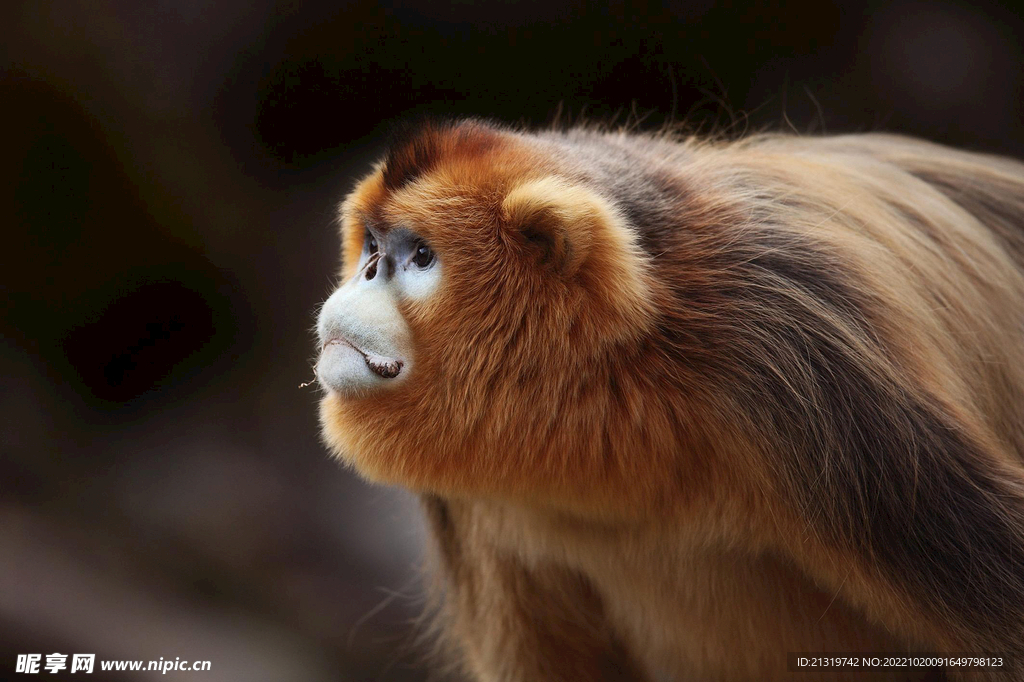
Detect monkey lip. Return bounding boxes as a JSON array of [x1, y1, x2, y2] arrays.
[[322, 337, 403, 379]]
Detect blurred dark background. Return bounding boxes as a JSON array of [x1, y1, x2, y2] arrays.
[[2, 1, 1023, 680]]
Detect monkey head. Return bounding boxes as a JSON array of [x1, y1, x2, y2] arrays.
[[315, 120, 672, 513]]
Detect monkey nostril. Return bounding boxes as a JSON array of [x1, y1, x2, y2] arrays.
[[363, 251, 383, 281]]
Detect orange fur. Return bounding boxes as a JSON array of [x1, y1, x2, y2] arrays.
[[319, 120, 1024, 681]]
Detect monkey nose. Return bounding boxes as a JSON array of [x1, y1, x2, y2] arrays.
[[362, 251, 388, 281]]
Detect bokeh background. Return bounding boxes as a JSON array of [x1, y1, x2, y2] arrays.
[[3, 1, 1024, 680]]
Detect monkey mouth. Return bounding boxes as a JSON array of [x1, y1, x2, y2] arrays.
[[323, 337, 403, 379]]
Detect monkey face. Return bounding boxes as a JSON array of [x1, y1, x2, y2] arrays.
[[316, 226, 440, 397]]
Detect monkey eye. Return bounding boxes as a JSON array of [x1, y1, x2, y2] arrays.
[[366, 232, 379, 255], [411, 241, 435, 268]]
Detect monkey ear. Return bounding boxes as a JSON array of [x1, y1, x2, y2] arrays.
[[501, 176, 653, 337], [501, 176, 606, 277]]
